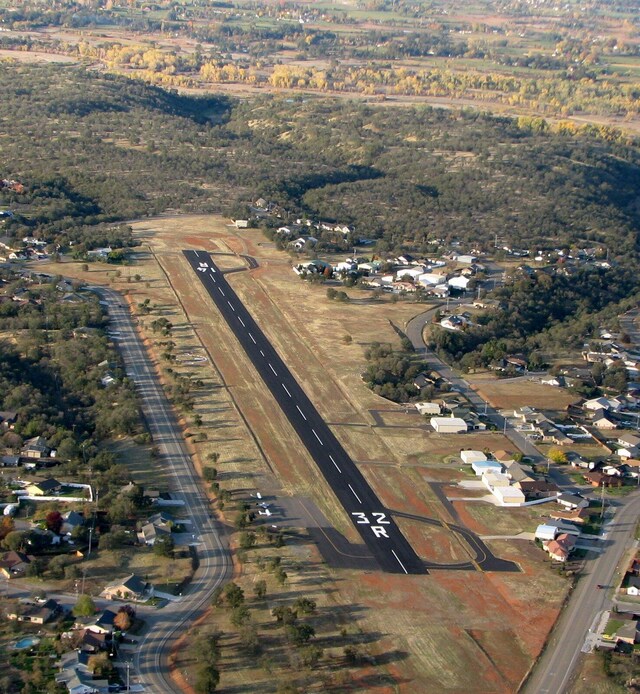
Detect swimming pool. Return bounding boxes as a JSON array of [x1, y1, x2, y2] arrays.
[[13, 636, 40, 650]]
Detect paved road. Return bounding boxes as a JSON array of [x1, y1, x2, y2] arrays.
[[521, 490, 640, 694], [184, 250, 426, 575], [94, 286, 232, 693]]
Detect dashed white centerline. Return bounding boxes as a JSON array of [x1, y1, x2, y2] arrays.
[[296, 405, 307, 421], [391, 550, 409, 575], [218, 287, 224, 296], [282, 383, 292, 398], [329, 455, 342, 473], [312, 429, 324, 446], [248, 333, 256, 344], [211, 276, 216, 283], [238, 317, 245, 327], [348, 484, 362, 503], [194, 251, 200, 257], [259, 350, 265, 357], [227, 301, 235, 312], [268, 363, 277, 375]]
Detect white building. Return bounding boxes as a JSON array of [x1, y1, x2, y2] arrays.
[[418, 272, 446, 287], [492, 486, 526, 506], [415, 402, 441, 415], [448, 276, 471, 290], [460, 450, 487, 465], [535, 524, 558, 542], [430, 417, 467, 433]]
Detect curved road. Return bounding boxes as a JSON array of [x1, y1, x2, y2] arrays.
[[94, 287, 232, 693]]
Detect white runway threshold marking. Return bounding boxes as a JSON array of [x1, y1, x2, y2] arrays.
[[296, 405, 307, 420], [329, 455, 342, 473], [348, 484, 362, 503], [391, 549, 409, 575], [282, 383, 292, 397], [312, 429, 323, 446]]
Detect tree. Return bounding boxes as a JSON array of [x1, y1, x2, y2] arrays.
[[153, 534, 175, 557], [293, 597, 316, 615], [223, 582, 245, 608], [45, 510, 63, 534], [548, 448, 568, 465], [88, 653, 113, 677], [73, 594, 96, 618], [253, 579, 267, 600], [2, 530, 27, 551], [286, 622, 315, 646], [231, 604, 251, 627], [195, 664, 219, 693], [114, 607, 133, 631], [239, 532, 256, 550], [26, 558, 45, 578]]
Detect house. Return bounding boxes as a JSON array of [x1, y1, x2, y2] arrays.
[[624, 459, 640, 478], [100, 374, 116, 387], [80, 630, 110, 653], [430, 417, 467, 434], [88, 609, 118, 634], [0, 410, 17, 430], [544, 533, 577, 562], [138, 520, 171, 546], [519, 480, 560, 498], [101, 573, 153, 602], [440, 315, 470, 331], [418, 272, 447, 287], [548, 507, 590, 525], [545, 519, 581, 537], [535, 524, 559, 542], [0, 550, 33, 578], [557, 492, 589, 510], [56, 650, 109, 694], [8, 598, 62, 624], [455, 254, 478, 264], [413, 373, 432, 390], [626, 576, 640, 597], [460, 450, 487, 465], [396, 266, 426, 280], [233, 219, 249, 228], [61, 511, 84, 536], [615, 620, 639, 645], [22, 435, 51, 458], [26, 477, 62, 496], [583, 471, 624, 487], [591, 410, 617, 430], [1, 454, 20, 467], [617, 446, 639, 460], [584, 397, 612, 411], [493, 450, 516, 464], [415, 402, 441, 416]]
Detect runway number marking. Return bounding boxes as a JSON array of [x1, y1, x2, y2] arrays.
[[197, 262, 208, 273], [351, 511, 390, 538]]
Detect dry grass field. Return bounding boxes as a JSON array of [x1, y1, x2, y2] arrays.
[[468, 377, 580, 412], [48, 214, 571, 692]]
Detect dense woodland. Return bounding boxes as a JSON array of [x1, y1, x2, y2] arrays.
[[2, 63, 640, 365]]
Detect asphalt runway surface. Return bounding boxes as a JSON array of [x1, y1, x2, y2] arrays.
[[184, 250, 426, 575]]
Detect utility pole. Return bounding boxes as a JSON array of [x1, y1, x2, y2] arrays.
[[126, 662, 130, 692], [87, 527, 93, 557], [600, 481, 606, 522]]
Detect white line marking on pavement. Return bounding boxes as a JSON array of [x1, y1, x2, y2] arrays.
[[218, 287, 224, 295], [348, 484, 362, 503], [194, 251, 200, 257], [227, 301, 235, 312], [259, 350, 265, 357], [312, 429, 323, 446], [238, 317, 245, 327], [329, 455, 342, 473], [391, 550, 409, 574], [248, 333, 256, 344], [282, 383, 292, 397], [296, 405, 307, 420], [269, 363, 277, 375]]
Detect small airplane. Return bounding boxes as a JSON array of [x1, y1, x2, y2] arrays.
[[257, 502, 271, 509], [251, 492, 263, 500], [258, 508, 272, 516]]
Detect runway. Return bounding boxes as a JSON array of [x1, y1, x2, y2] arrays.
[[184, 250, 426, 575]]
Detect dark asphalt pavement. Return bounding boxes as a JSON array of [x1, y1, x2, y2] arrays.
[[184, 250, 426, 575]]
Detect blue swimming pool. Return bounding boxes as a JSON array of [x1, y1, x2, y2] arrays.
[[13, 636, 40, 650]]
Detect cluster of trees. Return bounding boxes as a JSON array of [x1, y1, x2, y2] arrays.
[[362, 341, 427, 403], [429, 267, 640, 377]]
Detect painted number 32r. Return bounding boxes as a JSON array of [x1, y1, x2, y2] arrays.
[[351, 512, 390, 538]]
